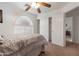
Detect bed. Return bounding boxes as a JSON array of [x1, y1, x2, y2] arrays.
[[0, 34, 47, 56]]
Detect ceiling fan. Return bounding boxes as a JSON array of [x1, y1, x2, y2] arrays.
[[25, 2, 51, 13]]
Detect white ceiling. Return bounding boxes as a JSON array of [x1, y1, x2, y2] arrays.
[[12, 2, 69, 14]]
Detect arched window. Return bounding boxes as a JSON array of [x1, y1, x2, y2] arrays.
[[14, 16, 33, 35]]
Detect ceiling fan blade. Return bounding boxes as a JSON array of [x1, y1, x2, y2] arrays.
[[37, 8, 41, 13], [25, 6, 31, 11], [25, 4, 30, 6], [37, 2, 51, 8]]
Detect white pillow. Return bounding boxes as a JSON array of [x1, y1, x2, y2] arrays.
[[0, 35, 4, 41]]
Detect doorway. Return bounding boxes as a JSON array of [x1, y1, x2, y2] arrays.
[[65, 17, 73, 42], [65, 17, 73, 46], [36, 19, 40, 34], [49, 17, 52, 43], [64, 7, 79, 47]]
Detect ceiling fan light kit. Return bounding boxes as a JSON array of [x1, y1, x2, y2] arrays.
[[31, 2, 40, 9]]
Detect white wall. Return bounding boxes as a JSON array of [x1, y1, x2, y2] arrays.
[[0, 2, 37, 37], [0, 3, 15, 36], [37, 10, 65, 46], [40, 17, 49, 41], [73, 16, 79, 43], [62, 2, 79, 13]]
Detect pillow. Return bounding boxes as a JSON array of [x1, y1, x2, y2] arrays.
[[0, 35, 4, 40]]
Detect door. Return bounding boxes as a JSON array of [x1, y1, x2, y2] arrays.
[[36, 20, 40, 34], [49, 17, 52, 42]]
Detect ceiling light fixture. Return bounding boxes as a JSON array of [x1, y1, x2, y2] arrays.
[[31, 2, 40, 9]]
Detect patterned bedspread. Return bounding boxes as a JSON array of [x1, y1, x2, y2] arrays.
[[0, 34, 47, 56]]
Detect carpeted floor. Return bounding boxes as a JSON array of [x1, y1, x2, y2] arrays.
[[44, 42, 79, 56]]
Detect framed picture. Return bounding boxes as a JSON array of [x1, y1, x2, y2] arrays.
[[0, 10, 3, 23]]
